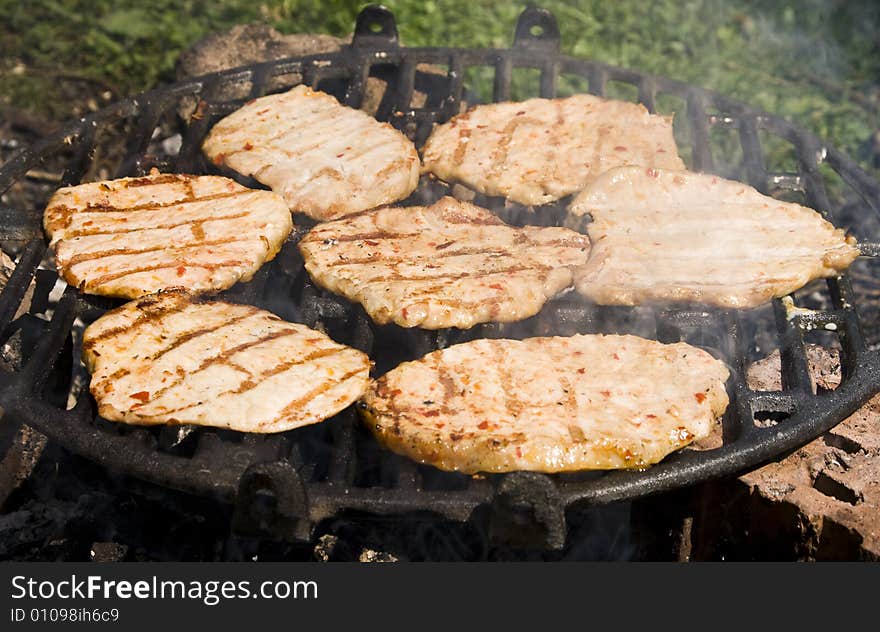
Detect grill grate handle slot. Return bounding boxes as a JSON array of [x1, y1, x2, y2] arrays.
[[513, 7, 561, 54], [352, 4, 399, 50]]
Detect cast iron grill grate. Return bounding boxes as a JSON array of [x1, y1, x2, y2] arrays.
[[0, 5, 878, 549]]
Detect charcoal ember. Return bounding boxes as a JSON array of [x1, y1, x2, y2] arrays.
[[90, 541, 129, 562], [313, 533, 339, 562], [358, 548, 398, 563], [0, 499, 84, 560], [311, 531, 378, 562], [707, 344, 880, 559]]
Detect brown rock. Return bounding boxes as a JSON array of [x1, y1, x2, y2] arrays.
[[736, 345, 880, 559], [176, 24, 347, 81], [175, 23, 454, 120], [175, 25, 348, 120]]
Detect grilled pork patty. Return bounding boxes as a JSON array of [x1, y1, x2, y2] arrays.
[[568, 166, 860, 308], [421, 94, 685, 206], [202, 85, 420, 221], [83, 290, 371, 433], [44, 172, 293, 299], [361, 334, 730, 473], [298, 196, 591, 329]]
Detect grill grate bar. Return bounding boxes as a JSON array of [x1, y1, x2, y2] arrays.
[[395, 458, 420, 491], [825, 146, 880, 214], [247, 64, 272, 100], [0, 239, 44, 339], [738, 116, 768, 192], [772, 298, 814, 394], [175, 80, 219, 173], [796, 135, 834, 220], [587, 67, 607, 96], [115, 98, 165, 178], [767, 173, 804, 192], [445, 55, 465, 116], [327, 412, 357, 484], [60, 125, 96, 187], [728, 312, 758, 439], [493, 55, 512, 102], [19, 289, 77, 394], [344, 61, 370, 108], [301, 64, 320, 89], [686, 92, 714, 172], [540, 59, 559, 98], [395, 58, 417, 112], [827, 274, 865, 379], [636, 77, 656, 113]]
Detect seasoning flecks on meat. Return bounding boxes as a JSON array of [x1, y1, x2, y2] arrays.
[[202, 85, 420, 221], [298, 196, 590, 329], [569, 166, 860, 308], [361, 334, 730, 473], [82, 290, 371, 433], [422, 94, 684, 206], [44, 172, 292, 299]]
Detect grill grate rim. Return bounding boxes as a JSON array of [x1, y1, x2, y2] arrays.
[[0, 5, 878, 544]]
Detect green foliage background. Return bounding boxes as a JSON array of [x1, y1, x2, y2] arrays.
[[0, 0, 878, 176]]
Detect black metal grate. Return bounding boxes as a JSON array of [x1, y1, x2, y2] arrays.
[[0, 5, 878, 549]]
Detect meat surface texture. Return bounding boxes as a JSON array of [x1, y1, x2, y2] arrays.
[[421, 94, 685, 206], [361, 334, 730, 473], [202, 85, 420, 221], [569, 167, 860, 308], [82, 290, 371, 433], [298, 196, 591, 329], [44, 172, 293, 299]]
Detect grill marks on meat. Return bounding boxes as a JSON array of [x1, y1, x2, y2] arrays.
[[361, 334, 730, 473], [82, 290, 371, 433], [202, 85, 420, 221], [421, 94, 684, 206], [568, 167, 860, 309], [298, 197, 590, 329], [44, 173, 292, 299]]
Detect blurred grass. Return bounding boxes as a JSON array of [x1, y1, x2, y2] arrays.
[[0, 0, 878, 179]]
